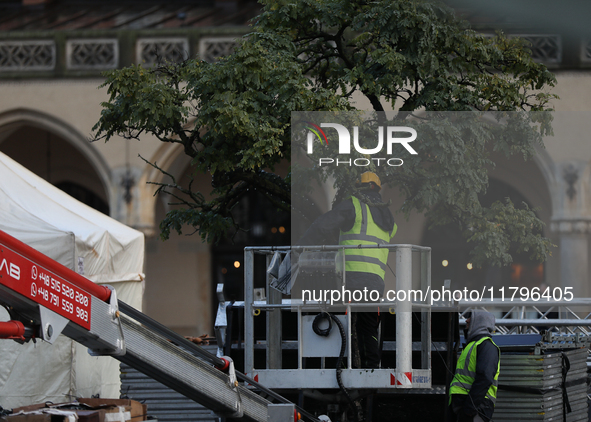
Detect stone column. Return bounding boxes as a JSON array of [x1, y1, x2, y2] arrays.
[[550, 160, 591, 300], [550, 221, 590, 299]]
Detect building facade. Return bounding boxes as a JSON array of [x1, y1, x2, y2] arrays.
[[0, 0, 590, 337]]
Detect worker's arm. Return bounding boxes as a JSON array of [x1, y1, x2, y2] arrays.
[[296, 199, 355, 246], [463, 339, 499, 416]]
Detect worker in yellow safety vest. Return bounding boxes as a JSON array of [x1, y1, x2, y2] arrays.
[[449, 310, 500, 422], [297, 171, 397, 368]]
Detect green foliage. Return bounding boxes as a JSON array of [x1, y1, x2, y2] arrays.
[[256, 0, 556, 113], [93, 0, 557, 265], [93, 63, 192, 140], [466, 199, 551, 265], [93, 32, 347, 242], [260, 0, 556, 266]]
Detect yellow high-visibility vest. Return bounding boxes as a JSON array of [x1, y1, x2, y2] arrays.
[[338, 196, 397, 280], [449, 336, 500, 404]]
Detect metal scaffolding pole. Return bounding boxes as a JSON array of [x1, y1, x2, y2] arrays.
[[395, 245, 412, 388]]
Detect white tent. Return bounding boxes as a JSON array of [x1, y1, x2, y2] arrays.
[[0, 151, 145, 408]]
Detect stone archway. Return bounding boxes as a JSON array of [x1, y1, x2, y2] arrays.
[[139, 141, 292, 335], [0, 108, 111, 213], [421, 148, 555, 293]]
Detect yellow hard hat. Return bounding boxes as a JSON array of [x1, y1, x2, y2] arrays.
[[358, 171, 381, 189]]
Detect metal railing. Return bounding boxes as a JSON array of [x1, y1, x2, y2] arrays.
[[241, 244, 433, 390]]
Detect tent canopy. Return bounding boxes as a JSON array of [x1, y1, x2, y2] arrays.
[[0, 151, 145, 408], [0, 151, 144, 285]]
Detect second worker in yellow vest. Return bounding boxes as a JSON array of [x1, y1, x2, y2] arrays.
[[449, 310, 500, 422]]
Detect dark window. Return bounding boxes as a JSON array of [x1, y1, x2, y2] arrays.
[[212, 190, 290, 302]]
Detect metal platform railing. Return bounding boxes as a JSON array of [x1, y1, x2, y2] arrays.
[[238, 244, 434, 390]]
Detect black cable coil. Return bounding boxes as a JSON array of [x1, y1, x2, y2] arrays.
[[312, 312, 332, 336]]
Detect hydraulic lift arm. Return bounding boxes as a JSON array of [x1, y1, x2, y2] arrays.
[[0, 230, 312, 422]]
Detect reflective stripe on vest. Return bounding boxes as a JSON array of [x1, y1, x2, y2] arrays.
[[338, 196, 397, 279], [449, 336, 500, 405]]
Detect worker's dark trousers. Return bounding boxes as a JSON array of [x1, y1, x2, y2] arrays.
[[355, 312, 381, 368], [452, 413, 485, 422], [449, 402, 489, 422]]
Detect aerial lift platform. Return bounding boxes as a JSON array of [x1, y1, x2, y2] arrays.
[[235, 245, 434, 391], [0, 229, 317, 422], [211, 244, 442, 422]]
